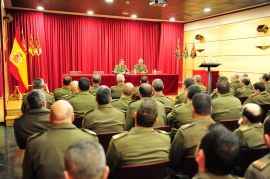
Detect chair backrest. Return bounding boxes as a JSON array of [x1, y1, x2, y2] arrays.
[[218, 120, 239, 131], [180, 156, 198, 178], [72, 116, 84, 128], [70, 71, 82, 74], [97, 132, 120, 152], [117, 160, 169, 179], [259, 104, 270, 121], [155, 125, 171, 133], [239, 96, 248, 105]]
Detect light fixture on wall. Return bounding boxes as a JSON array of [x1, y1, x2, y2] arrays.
[[195, 34, 205, 52], [255, 24, 270, 50]]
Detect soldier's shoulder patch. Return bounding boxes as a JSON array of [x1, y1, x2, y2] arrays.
[[252, 157, 270, 171], [27, 132, 45, 142], [239, 125, 252, 132], [112, 131, 128, 140], [157, 130, 169, 135], [180, 123, 196, 130], [81, 128, 97, 136]]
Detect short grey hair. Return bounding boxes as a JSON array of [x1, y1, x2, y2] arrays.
[[116, 74, 125, 82], [231, 73, 240, 80], [194, 75, 202, 82], [27, 89, 45, 109], [152, 78, 164, 92], [33, 78, 44, 89]]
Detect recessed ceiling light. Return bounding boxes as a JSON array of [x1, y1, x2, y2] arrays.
[[131, 14, 137, 19], [37, 6, 44, 11], [105, 0, 114, 3], [125, 1, 130, 4], [204, 7, 211, 12], [169, 17, 176, 22], [87, 10, 94, 15]]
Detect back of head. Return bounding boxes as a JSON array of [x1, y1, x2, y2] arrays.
[[192, 93, 211, 115], [63, 76, 72, 86], [242, 103, 263, 123], [262, 73, 270, 82], [217, 76, 228, 81], [253, 82, 265, 92], [140, 76, 148, 84], [92, 74, 101, 84], [194, 75, 202, 83], [70, 81, 79, 93], [122, 82, 134, 96], [79, 77, 90, 91], [187, 85, 201, 100], [242, 73, 249, 78], [231, 73, 239, 81], [136, 98, 158, 127], [116, 74, 125, 83], [27, 89, 45, 109], [139, 83, 152, 97], [199, 124, 240, 175], [50, 100, 73, 124], [184, 77, 194, 88], [96, 85, 111, 105], [241, 77, 250, 86], [65, 140, 106, 179], [216, 80, 230, 94], [152, 78, 164, 92], [33, 78, 44, 89]]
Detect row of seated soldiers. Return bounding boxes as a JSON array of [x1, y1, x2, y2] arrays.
[[13, 73, 270, 179]]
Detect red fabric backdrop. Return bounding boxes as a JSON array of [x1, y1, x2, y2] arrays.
[[7, 10, 183, 92]]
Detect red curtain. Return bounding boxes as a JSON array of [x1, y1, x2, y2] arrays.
[[7, 10, 183, 92]]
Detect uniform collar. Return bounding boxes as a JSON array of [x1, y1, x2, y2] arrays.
[[92, 84, 99, 87], [63, 86, 70, 90], [98, 104, 113, 108], [51, 123, 77, 130], [28, 107, 50, 114], [260, 91, 268, 95], [80, 91, 91, 95], [117, 82, 124, 86], [129, 127, 155, 133], [195, 116, 214, 123], [153, 93, 165, 97], [219, 93, 232, 97], [120, 96, 132, 100]]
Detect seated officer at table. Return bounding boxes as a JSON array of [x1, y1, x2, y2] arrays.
[[134, 58, 148, 74], [113, 58, 129, 74], [106, 98, 170, 176]]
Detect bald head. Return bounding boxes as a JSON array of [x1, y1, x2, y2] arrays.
[[242, 103, 263, 123], [122, 82, 134, 96], [139, 83, 152, 97], [50, 100, 74, 124], [70, 81, 79, 93]]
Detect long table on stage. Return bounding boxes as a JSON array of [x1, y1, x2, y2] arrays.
[[62, 74, 179, 95]]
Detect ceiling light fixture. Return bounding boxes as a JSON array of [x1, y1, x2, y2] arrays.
[[169, 17, 176, 22], [204, 7, 211, 12], [37, 6, 44, 11], [87, 10, 94, 15], [131, 14, 137, 19], [105, 0, 114, 3]]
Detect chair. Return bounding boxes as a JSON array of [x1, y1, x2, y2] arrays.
[[259, 104, 270, 121], [218, 120, 239, 131], [233, 147, 269, 177], [116, 160, 169, 179], [239, 96, 248, 105], [155, 125, 171, 132], [97, 132, 119, 152], [73, 116, 84, 128]]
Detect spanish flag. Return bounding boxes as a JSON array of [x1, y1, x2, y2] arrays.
[[9, 27, 28, 93]]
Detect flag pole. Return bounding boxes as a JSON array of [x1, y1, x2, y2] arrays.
[[38, 56, 40, 77]]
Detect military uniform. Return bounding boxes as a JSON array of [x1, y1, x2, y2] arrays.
[[234, 123, 265, 148], [82, 104, 125, 133], [195, 82, 207, 93], [125, 97, 166, 130], [111, 96, 132, 113], [53, 86, 71, 101], [167, 101, 195, 129], [175, 92, 186, 105], [21, 91, 55, 113], [230, 80, 241, 91], [152, 93, 174, 110], [106, 127, 170, 175], [23, 123, 98, 179], [244, 91, 270, 105], [14, 108, 51, 149], [89, 84, 100, 96], [132, 86, 140, 101], [169, 117, 215, 169], [211, 93, 242, 121], [134, 64, 148, 74], [210, 88, 235, 99], [264, 81, 270, 93], [245, 153, 270, 179], [113, 65, 129, 74], [193, 171, 243, 179], [63, 92, 79, 100], [111, 83, 124, 99], [68, 91, 96, 117], [235, 85, 253, 98]]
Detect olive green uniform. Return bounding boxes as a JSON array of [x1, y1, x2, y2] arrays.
[[14, 108, 51, 149], [167, 101, 195, 129], [210, 88, 235, 99], [169, 117, 215, 169], [235, 85, 253, 98], [68, 91, 96, 117], [134, 64, 148, 74], [244, 91, 270, 105], [193, 171, 243, 179], [106, 127, 170, 175], [23, 123, 98, 179], [234, 123, 265, 148], [63, 92, 79, 100], [21, 91, 55, 113], [152, 93, 174, 110], [111, 83, 124, 99], [195, 82, 207, 93], [111, 96, 132, 113], [211, 93, 242, 121], [175, 92, 186, 105], [53, 86, 71, 101], [89, 84, 99, 96], [245, 154, 270, 179], [113, 65, 129, 74], [264, 81, 270, 94], [230, 80, 241, 91], [125, 97, 166, 130], [82, 104, 125, 133]]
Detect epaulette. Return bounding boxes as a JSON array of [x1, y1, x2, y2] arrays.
[[174, 103, 183, 108], [81, 128, 97, 136], [84, 109, 95, 116], [111, 98, 119, 102], [27, 131, 44, 142], [239, 125, 252, 132], [157, 130, 169, 135], [166, 96, 174, 100], [252, 157, 270, 171], [112, 131, 128, 140], [180, 123, 196, 130]]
